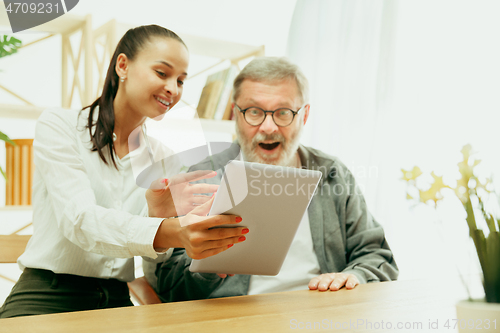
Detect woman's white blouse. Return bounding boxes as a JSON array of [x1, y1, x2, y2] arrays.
[[18, 108, 180, 282]]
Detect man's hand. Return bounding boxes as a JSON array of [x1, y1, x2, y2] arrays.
[[308, 273, 360, 291], [146, 170, 219, 218]]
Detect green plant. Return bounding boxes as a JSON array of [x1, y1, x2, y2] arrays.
[[402, 144, 499, 303], [0, 35, 21, 58]]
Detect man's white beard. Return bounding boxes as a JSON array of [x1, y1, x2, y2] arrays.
[[236, 124, 303, 167]]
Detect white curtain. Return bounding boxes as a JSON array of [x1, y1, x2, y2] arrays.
[[286, 0, 397, 213], [286, 0, 500, 284]]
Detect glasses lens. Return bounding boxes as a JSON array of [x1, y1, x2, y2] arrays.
[[244, 108, 265, 125], [273, 109, 294, 126]]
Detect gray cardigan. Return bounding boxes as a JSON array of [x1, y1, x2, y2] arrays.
[[145, 144, 398, 302]]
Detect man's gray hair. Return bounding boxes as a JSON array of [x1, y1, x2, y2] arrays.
[[232, 57, 309, 105]]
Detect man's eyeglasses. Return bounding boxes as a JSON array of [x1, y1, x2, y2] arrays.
[[234, 104, 304, 127]]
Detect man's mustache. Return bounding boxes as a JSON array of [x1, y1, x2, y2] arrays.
[[251, 133, 286, 146]]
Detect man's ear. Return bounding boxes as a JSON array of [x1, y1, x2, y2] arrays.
[[303, 104, 310, 125], [231, 102, 237, 119], [115, 53, 129, 79]]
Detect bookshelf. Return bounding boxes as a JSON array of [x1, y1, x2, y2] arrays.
[[0, 105, 44, 120], [0, 104, 236, 134], [0, 13, 264, 127], [197, 65, 238, 121]]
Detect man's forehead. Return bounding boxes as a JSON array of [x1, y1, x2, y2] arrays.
[[238, 79, 301, 106], [240, 78, 297, 89]]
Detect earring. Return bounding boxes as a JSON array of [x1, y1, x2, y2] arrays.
[[120, 77, 126, 82]]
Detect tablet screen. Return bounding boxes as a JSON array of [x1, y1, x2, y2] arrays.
[[190, 160, 322, 275]]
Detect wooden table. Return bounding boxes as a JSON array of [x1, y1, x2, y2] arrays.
[[0, 279, 464, 332]]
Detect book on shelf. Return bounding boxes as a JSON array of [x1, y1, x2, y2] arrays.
[[221, 91, 234, 120], [213, 65, 238, 120], [197, 65, 238, 120], [196, 80, 223, 119]]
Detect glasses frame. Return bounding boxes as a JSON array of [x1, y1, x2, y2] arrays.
[[234, 104, 305, 127]]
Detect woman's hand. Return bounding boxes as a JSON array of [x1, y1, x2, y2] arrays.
[[153, 195, 249, 260], [146, 170, 219, 218]]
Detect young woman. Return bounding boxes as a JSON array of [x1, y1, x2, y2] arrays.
[[0, 25, 246, 318]]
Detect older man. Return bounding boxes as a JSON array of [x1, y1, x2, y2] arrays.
[[144, 57, 398, 301]]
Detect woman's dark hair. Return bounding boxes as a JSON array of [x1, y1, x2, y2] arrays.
[[82, 25, 186, 168]]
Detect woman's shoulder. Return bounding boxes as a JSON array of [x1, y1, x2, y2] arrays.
[[35, 108, 92, 144], [38, 107, 84, 126]]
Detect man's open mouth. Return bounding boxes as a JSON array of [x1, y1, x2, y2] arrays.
[[259, 142, 280, 150]]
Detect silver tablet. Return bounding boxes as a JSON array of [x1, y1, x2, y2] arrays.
[[189, 160, 322, 275]]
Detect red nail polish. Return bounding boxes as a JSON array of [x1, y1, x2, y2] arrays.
[[235, 217, 242, 222], [228, 244, 233, 248], [238, 236, 246, 242], [162, 178, 168, 184], [242, 228, 249, 234]]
